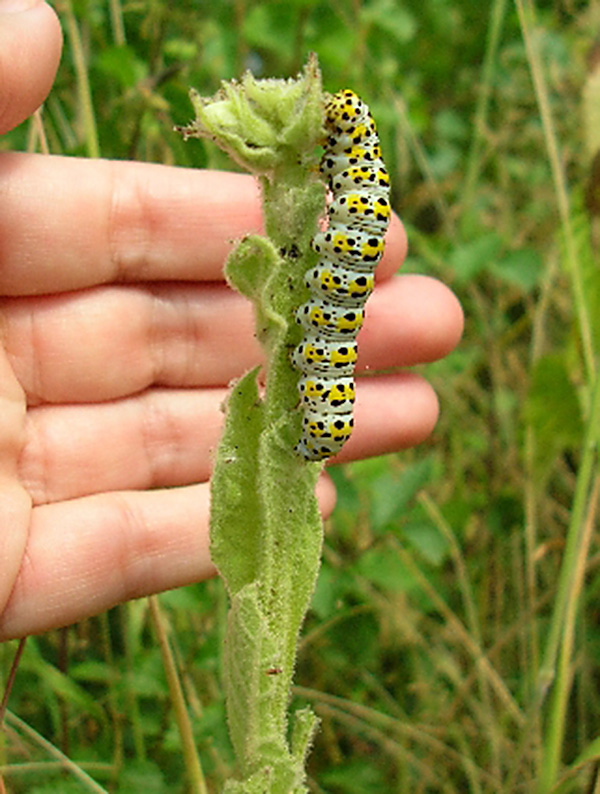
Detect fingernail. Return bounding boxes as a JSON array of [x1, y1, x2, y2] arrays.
[[0, 0, 41, 11]]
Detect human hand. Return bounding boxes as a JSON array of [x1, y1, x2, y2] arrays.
[[0, 1, 463, 641]]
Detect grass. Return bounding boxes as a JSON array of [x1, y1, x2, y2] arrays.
[[2, 0, 600, 791]]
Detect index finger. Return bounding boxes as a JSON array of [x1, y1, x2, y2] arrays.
[[0, 153, 406, 296], [0, 1, 62, 134]]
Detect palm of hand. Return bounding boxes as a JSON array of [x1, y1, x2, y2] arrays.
[[0, 4, 463, 641]]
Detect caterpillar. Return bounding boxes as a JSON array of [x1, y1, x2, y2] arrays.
[[293, 89, 391, 461]]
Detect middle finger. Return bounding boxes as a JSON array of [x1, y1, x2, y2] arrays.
[[3, 275, 457, 404]]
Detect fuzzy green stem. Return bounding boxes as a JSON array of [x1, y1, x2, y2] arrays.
[[179, 57, 325, 792], [213, 170, 324, 789]]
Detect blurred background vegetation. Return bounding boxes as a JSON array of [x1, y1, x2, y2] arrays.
[[2, 0, 600, 791]]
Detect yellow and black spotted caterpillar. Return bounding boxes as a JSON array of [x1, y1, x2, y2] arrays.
[[292, 89, 391, 461]]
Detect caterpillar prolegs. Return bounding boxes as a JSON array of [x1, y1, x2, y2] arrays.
[[293, 89, 391, 461]]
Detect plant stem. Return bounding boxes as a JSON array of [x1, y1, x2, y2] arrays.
[[109, 0, 126, 45], [149, 595, 208, 794], [537, 370, 600, 792], [4, 710, 109, 793], [60, 0, 101, 159], [460, 0, 508, 222], [515, 0, 595, 383], [180, 61, 326, 790]]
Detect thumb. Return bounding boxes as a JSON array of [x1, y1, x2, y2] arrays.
[[0, 0, 63, 135]]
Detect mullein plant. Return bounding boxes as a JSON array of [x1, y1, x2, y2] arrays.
[[178, 55, 328, 792]]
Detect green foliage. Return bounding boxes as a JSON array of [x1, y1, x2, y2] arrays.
[[210, 368, 265, 595], [448, 233, 503, 282], [94, 45, 147, 89], [321, 757, 389, 793], [182, 61, 326, 790], [3, 1, 600, 793], [117, 761, 167, 793], [524, 353, 583, 479]]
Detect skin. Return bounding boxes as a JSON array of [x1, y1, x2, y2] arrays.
[[0, 0, 464, 641]]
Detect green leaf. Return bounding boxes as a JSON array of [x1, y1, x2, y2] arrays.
[[568, 733, 600, 768], [242, 5, 298, 60], [21, 644, 107, 723], [163, 38, 198, 61], [223, 584, 286, 770], [29, 783, 91, 794], [310, 563, 338, 619], [210, 368, 265, 596], [434, 109, 469, 141], [449, 233, 502, 281], [318, 28, 358, 72], [328, 611, 379, 665], [402, 521, 449, 566], [328, 466, 361, 521], [427, 143, 461, 180], [369, 457, 435, 532], [322, 758, 388, 793], [94, 45, 146, 89], [118, 760, 166, 792], [223, 587, 313, 790], [487, 492, 525, 537], [360, 0, 417, 44], [69, 659, 113, 684], [523, 353, 584, 478], [552, 735, 600, 794], [311, 563, 354, 618], [290, 707, 319, 770], [355, 547, 418, 593], [490, 247, 544, 291]]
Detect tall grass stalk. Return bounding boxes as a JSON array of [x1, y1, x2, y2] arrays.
[[516, 0, 599, 788], [546, 474, 599, 786], [0, 640, 26, 728], [296, 689, 454, 792], [109, 0, 126, 46], [27, 109, 50, 154], [3, 711, 109, 793], [121, 604, 147, 763], [59, 0, 100, 159], [460, 0, 508, 224], [294, 685, 498, 788], [97, 611, 125, 783], [514, 255, 560, 788], [537, 372, 600, 792], [515, 0, 595, 383], [148, 595, 208, 794], [391, 94, 455, 241], [417, 492, 503, 780], [390, 537, 525, 728]]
